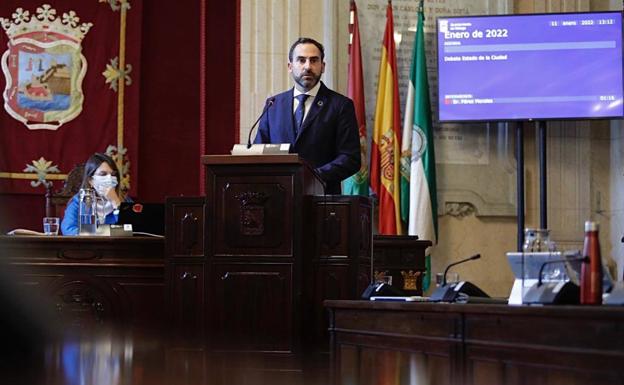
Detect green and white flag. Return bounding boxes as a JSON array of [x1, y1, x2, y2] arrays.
[[405, 2, 438, 291]]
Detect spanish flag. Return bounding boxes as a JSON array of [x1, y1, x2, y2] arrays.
[[370, 2, 402, 235]]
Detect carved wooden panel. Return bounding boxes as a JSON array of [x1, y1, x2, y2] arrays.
[[166, 197, 205, 257], [308, 196, 372, 260], [114, 278, 165, 333], [318, 205, 348, 256], [209, 263, 293, 353], [170, 263, 205, 347], [214, 176, 293, 256], [307, 264, 350, 348]]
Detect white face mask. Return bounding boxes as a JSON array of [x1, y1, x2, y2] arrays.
[[92, 174, 118, 196]]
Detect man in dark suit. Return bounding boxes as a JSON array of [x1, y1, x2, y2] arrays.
[[254, 37, 360, 194]]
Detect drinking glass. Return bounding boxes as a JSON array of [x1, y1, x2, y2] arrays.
[[436, 272, 459, 287], [447, 272, 460, 284], [43, 217, 60, 235]]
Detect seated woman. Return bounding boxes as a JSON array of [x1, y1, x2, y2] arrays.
[[61, 153, 125, 235]]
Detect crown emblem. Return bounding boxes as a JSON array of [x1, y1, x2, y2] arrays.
[[374, 270, 392, 285], [1, 4, 92, 43], [1, 4, 92, 130], [401, 270, 421, 291]]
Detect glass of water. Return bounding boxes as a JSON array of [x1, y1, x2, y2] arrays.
[[43, 217, 60, 235], [435, 272, 460, 287]]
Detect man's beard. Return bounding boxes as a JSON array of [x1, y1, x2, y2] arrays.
[[293, 71, 321, 91]]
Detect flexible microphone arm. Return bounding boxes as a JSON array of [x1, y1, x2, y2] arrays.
[[247, 97, 275, 149], [442, 254, 481, 286], [537, 256, 588, 286]]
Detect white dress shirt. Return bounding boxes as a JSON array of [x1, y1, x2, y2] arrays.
[[292, 81, 321, 124]]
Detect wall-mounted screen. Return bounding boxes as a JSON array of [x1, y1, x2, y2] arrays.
[[437, 12, 624, 122]]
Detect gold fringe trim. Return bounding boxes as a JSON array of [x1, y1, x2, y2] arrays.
[[0, 173, 67, 180]]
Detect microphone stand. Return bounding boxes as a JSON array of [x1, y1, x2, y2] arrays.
[[442, 254, 481, 286], [247, 97, 275, 148], [536, 256, 588, 286], [429, 253, 486, 302], [522, 256, 588, 305]]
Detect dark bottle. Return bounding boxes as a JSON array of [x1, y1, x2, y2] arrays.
[[580, 221, 603, 305]]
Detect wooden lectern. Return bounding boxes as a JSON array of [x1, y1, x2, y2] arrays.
[[166, 154, 372, 384], [202, 154, 323, 357]]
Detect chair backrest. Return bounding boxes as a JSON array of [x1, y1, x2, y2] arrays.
[[45, 164, 85, 218]]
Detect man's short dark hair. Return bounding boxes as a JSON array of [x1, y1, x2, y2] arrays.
[[288, 37, 325, 62]]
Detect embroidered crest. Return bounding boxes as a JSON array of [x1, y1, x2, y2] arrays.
[[379, 131, 395, 188], [411, 124, 428, 161], [1, 4, 92, 130]]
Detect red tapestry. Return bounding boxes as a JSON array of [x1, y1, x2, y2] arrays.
[[0, 0, 141, 196]]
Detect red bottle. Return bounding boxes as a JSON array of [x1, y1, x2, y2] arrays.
[[580, 221, 603, 305]]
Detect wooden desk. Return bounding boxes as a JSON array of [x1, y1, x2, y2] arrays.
[[326, 300, 624, 385], [0, 235, 165, 333]]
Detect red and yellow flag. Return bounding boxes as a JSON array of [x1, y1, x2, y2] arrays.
[[370, 2, 402, 235], [343, 0, 369, 196]]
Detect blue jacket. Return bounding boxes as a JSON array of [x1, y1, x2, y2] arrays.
[[61, 194, 119, 235], [254, 82, 360, 194]]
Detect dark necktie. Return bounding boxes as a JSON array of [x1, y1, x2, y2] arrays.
[[293, 94, 309, 136]]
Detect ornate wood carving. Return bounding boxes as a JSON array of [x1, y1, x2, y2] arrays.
[[218, 177, 291, 254], [235, 191, 268, 236], [51, 279, 118, 329]]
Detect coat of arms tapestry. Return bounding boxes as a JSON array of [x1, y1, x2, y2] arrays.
[[0, 1, 142, 196]]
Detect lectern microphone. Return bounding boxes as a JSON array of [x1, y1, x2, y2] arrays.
[[247, 97, 275, 149]]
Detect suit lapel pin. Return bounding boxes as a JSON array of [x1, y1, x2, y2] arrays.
[[317, 100, 323, 107]]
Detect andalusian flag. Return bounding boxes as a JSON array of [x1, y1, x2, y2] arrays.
[[370, 2, 401, 235], [399, 35, 413, 226], [343, 0, 368, 196], [407, 2, 438, 291]]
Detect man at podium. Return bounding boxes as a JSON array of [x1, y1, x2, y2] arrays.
[[254, 37, 360, 194]]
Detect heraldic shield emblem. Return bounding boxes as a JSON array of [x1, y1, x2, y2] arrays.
[[0, 4, 92, 130]]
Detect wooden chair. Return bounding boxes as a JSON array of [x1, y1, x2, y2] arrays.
[[45, 164, 84, 218]]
